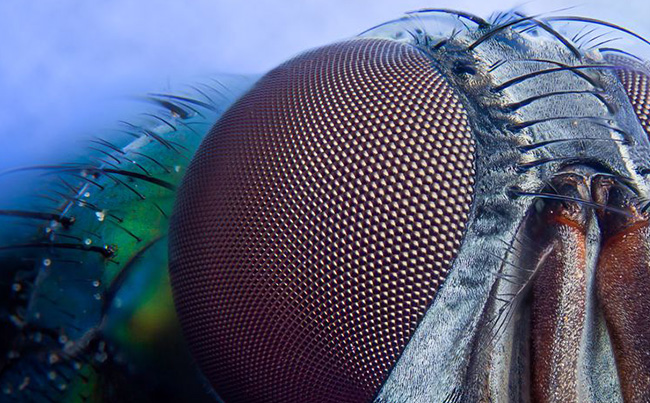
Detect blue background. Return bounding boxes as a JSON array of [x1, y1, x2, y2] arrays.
[[0, 0, 648, 172]]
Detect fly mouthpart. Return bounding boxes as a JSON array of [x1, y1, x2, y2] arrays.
[[468, 164, 650, 402]]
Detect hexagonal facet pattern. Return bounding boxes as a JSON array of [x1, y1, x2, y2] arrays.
[[608, 53, 650, 138], [169, 38, 475, 403]]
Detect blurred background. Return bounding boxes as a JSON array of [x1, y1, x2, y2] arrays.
[[0, 0, 648, 172]]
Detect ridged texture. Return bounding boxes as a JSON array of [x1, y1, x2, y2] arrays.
[[169, 38, 475, 402]]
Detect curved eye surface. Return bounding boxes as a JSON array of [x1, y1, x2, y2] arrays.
[[169, 38, 475, 402], [606, 53, 650, 137]]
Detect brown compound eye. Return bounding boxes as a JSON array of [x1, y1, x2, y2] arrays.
[[168, 38, 476, 403], [605, 53, 650, 137]]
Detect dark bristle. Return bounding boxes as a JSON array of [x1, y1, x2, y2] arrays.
[[443, 388, 463, 403], [87, 147, 123, 165], [34, 194, 64, 205], [129, 151, 171, 173], [127, 159, 151, 176], [106, 221, 142, 243], [167, 99, 206, 118], [145, 97, 190, 119], [2, 165, 176, 191], [599, 47, 644, 62], [65, 197, 102, 213], [517, 24, 538, 35], [515, 156, 574, 172], [93, 158, 121, 170], [488, 59, 507, 72], [404, 28, 420, 44], [175, 119, 200, 137], [507, 116, 615, 132], [587, 37, 622, 51], [148, 93, 216, 112], [500, 57, 603, 88], [71, 199, 126, 224], [102, 174, 146, 200], [513, 12, 581, 59], [546, 16, 650, 47], [432, 38, 448, 50], [518, 137, 624, 152], [141, 113, 177, 132], [589, 121, 632, 142], [490, 11, 507, 26], [57, 177, 79, 194], [190, 85, 216, 104], [107, 212, 125, 224], [0, 243, 114, 258], [207, 78, 237, 98], [50, 189, 75, 204], [151, 202, 168, 218], [116, 120, 143, 134], [165, 139, 191, 153], [356, 16, 409, 37], [100, 168, 176, 191], [495, 272, 528, 285], [486, 251, 534, 273], [503, 89, 610, 112], [90, 138, 126, 155], [509, 189, 631, 216], [0, 210, 74, 228], [468, 15, 540, 51], [580, 31, 612, 48], [1, 164, 78, 177], [571, 26, 593, 43], [406, 8, 490, 28], [492, 64, 619, 93], [142, 129, 179, 152]]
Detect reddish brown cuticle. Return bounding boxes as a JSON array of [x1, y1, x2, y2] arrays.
[[595, 183, 650, 402], [529, 174, 588, 403], [168, 38, 476, 402]]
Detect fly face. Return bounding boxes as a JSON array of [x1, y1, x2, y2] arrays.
[[367, 12, 650, 402], [2, 8, 650, 403], [169, 10, 650, 402]]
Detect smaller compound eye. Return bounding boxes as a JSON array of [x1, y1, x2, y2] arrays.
[[168, 38, 476, 403], [605, 53, 650, 138]]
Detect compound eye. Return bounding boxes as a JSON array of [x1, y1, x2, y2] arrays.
[[605, 53, 650, 137], [169, 38, 476, 402]]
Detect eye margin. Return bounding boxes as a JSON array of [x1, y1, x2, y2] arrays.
[[168, 37, 477, 403]]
